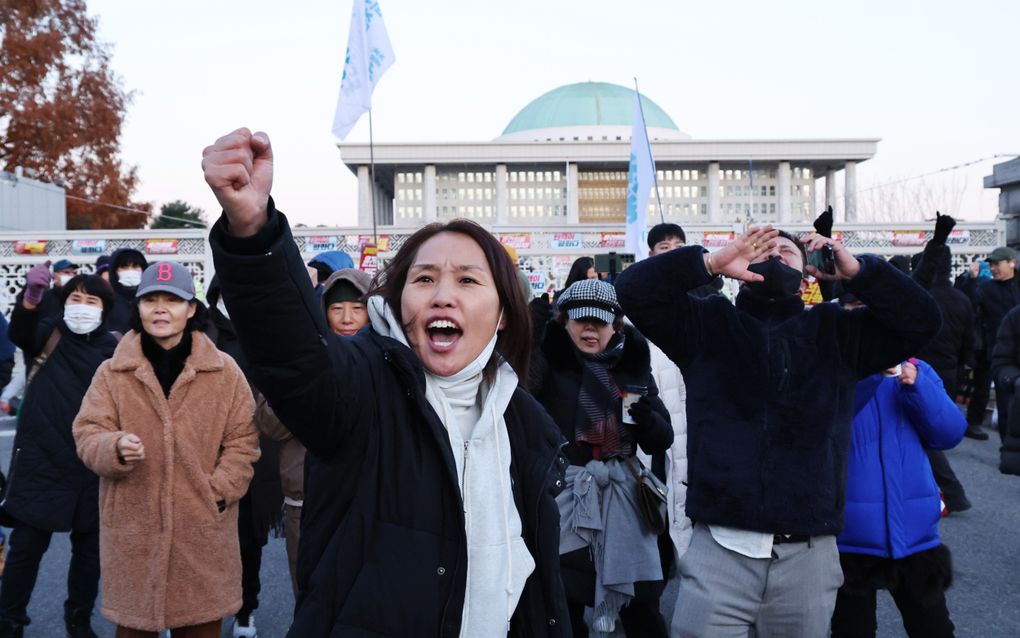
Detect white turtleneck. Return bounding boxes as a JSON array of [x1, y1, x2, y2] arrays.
[[368, 297, 535, 636]]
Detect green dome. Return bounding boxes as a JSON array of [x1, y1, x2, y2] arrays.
[[501, 82, 678, 136]]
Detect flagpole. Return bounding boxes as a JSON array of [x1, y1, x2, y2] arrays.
[[368, 108, 378, 244], [633, 78, 665, 224]]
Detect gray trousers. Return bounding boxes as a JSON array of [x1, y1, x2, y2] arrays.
[[671, 524, 844, 638]]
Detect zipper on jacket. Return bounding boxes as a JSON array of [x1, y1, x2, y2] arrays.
[[462, 441, 470, 513], [1, 448, 21, 508], [878, 400, 892, 556]]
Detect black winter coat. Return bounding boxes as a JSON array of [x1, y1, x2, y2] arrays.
[[962, 274, 1020, 353], [205, 307, 283, 541], [210, 204, 570, 638], [1, 304, 118, 531], [912, 242, 975, 382], [616, 246, 941, 537], [531, 321, 673, 468]]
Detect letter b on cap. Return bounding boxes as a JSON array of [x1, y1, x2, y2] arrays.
[[157, 263, 173, 282]]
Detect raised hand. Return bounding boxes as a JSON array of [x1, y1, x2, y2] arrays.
[[803, 233, 861, 281], [813, 205, 834, 238], [932, 211, 956, 245], [898, 361, 918, 386], [202, 128, 274, 237], [704, 226, 779, 282], [23, 261, 52, 307]]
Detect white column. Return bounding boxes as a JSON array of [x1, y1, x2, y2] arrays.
[[707, 162, 721, 222], [777, 161, 792, 223], [423, 164, 437, 222], [495, 164, 509, 225], [824, 169, 837, 210], [357, 165, 373, 227], [566, 163, 580, 225], [844, 161, 858, 222]]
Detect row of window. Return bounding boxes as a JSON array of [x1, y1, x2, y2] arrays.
[[437, 171, 496, 184]]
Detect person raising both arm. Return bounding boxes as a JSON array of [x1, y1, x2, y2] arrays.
[[615, 224, 941, 638]]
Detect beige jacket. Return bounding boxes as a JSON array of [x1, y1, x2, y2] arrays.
[[73, 330, 259, 631], [255, 395, 305, 504]]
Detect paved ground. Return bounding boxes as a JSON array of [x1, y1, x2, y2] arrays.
[[1, 415, 1018, 637]]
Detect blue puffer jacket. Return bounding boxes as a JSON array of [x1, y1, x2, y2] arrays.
[[838, 359, 965, 559]]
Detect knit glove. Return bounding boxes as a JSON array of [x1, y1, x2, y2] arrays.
[[24, 262, 52, 306], [932, 211, 956, 245], [813, 205, 834, 238]]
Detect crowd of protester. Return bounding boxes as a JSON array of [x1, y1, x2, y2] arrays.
[[0, 127, 1011, 637]]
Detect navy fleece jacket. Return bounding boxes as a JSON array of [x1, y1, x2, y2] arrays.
[[615, 246, 941, 536]]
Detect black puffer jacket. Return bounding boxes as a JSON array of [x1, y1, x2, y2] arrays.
[[1, 304, 118, 531], [912, 242, 975, 381], [210, 204, 570, 638]]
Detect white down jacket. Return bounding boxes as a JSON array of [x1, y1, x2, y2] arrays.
[[636, 339, 693, 562]]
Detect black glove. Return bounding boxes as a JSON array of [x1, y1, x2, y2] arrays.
[[813, 205, 834, 238], [932, 211, 956, 245], [627, 396, 656, 427]]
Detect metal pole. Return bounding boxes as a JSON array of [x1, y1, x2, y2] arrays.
[[368, 109, 378, 244]]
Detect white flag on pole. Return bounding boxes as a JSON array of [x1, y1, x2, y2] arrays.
[[332, 0, 395, 140], [625, 89, 655, 261]]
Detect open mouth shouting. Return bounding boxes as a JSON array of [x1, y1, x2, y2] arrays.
[[426, 318, 463, 352]]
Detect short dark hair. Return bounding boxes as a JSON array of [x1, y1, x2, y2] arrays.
[[776, 229, 808, 274], [60, 275, 115, 319], [369, 219, 532, 383], [647, 223, 686, 249]]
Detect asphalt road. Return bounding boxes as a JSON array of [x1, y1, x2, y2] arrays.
[[1, 415, 1018, 637]]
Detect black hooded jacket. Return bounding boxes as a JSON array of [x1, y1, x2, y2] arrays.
[[960, 270, 1020, 353], [615, 246, 941, 536], [912, 242, 975, 383], [106, 248, 148, 333], [1, 303, 118, 531], [210, 203, 570, 638]]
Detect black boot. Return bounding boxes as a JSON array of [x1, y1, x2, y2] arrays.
[[64, 606, 97, 638], [0, 618, 24, 638]]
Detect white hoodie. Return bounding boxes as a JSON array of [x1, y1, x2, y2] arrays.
[[368, 297, 535, 636]]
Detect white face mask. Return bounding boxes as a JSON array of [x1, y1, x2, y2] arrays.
[[64, 304, 103, 335], [216, 297, 230, 320], [118, 270, 142, 287], [58, 274, 74, 287]]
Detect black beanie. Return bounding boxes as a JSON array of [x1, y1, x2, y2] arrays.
[[324, 280, 363, 306]]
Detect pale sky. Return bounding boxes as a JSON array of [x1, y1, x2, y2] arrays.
[[88, 0, 1019, 227]]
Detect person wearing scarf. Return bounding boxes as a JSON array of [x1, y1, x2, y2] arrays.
[[202, 126, 570, 638], [531, 279, 674, 637]]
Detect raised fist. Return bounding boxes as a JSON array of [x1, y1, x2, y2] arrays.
[[813, 205, 834, 238], [24, 262, 52, 306], [202, 128, 273, 237], [932, 211, 956, 245]]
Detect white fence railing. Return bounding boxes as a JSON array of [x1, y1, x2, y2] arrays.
[[0, 220, 1005, 318]]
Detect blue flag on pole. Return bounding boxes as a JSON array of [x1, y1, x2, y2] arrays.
[[332, 0, 395, 140], [625, 90, 655, 261]]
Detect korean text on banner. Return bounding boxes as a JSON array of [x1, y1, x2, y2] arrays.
[[331, 0, 395, 140], [625, 90, 656, 261]]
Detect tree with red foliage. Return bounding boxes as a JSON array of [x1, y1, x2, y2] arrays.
[[0, 0, 149, 229]]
